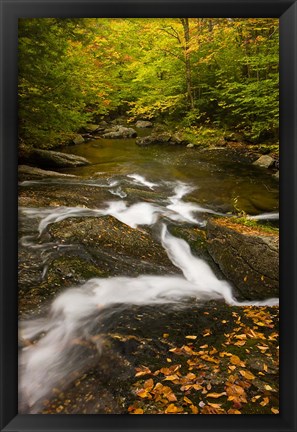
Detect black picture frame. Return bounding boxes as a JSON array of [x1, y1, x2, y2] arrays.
[[0, 1, 296, 431]]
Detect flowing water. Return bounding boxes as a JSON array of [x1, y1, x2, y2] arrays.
[[18, 133, 279, 412]]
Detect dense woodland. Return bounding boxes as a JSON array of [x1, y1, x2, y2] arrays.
[[18, 18, 279, 150]]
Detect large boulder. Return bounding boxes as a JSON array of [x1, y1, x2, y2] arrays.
[[25, 149, 90, 169], [102, 125, 137, 139], [135, 120, 153, 128], [206, 218, 279, 300], [136, 132, 188, 147], [253, 155, 275, 169]]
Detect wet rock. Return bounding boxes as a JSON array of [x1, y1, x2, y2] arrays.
[[102, 126, 137, 139], [23, 149, 90, 169], [48, 216, 178, 276], [187, 143, 195, 148], [136, 132, 188, 147], [72, 134, 85, 145], [206, 218, 279, 300], [18, 165, 77, 181], [135, 120, 153, 128], [83, 124, 101, 133], [253, 155, 275, 169]]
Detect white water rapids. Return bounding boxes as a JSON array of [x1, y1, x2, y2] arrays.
[[19, 175, 278, 411]]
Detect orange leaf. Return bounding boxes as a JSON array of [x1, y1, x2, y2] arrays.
[[239, 370, 255, 380], [190, 404, 199, 414], [135, 365, 151, 377], [132, 408, 144, 414], [163, 374, 179, 381], [207, 392, 226, 398], [183, 396, 193, 404], [165, 404, 183, 414]]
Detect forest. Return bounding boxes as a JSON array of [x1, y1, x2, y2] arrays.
[[19, 18, 279, 150], [18, 18, 279, 416]]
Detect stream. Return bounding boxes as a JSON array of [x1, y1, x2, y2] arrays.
[[18, 132, 279, 413]]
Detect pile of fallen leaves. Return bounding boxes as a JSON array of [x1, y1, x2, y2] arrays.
[[128, 306, 279, 414]]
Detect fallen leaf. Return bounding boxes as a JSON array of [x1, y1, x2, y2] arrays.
[[186, 335, 197, 340], [228, 408, 241, 414], [271, 407, 279, 414], [163, 374, 179, 381], [260, 397, 269, 406], [165, 404, 183, 414], [132, 408, 144, 414], [190, 404, 199, 414], [230, 355, 245, 367], [239, 370, 255, 380], [183, 396, 193, 404], [144, 378, 154, 389], [208, 402, 222, 408], [206, 392, 226, 398], [135, 366, 151, 377], [136, 389, 151, 399]]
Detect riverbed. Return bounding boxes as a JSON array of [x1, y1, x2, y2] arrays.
[[18, 133, 279, 414]]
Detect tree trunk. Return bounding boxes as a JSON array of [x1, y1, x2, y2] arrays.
[[180, 18, 195, 110]]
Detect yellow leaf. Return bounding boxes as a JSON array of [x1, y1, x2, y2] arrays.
[[230, 355, 245, 367], [234, 340, 246, 347], [144, 378, 154, 389], [163, 333, 169, 338], [183, 396, 193, 404], [208, 402, 222, 408], [132, 408, 144, 414], [271, 407, 279, 414], [228, 408, 241, 414], [167, 358, 172, 363], [135, 365, 151, 377], [186, 335, 197, 340], [136, 389, 150, 398], [207, 392, 227, 398], [200, 344, 208, 349], [239, 370, 256, 380], [164, 374, 179, 381], [165, 404, 183, 414], [264, 384, 274, 391], [190, 404, 199, 414], [260, 397, 269, 406]]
